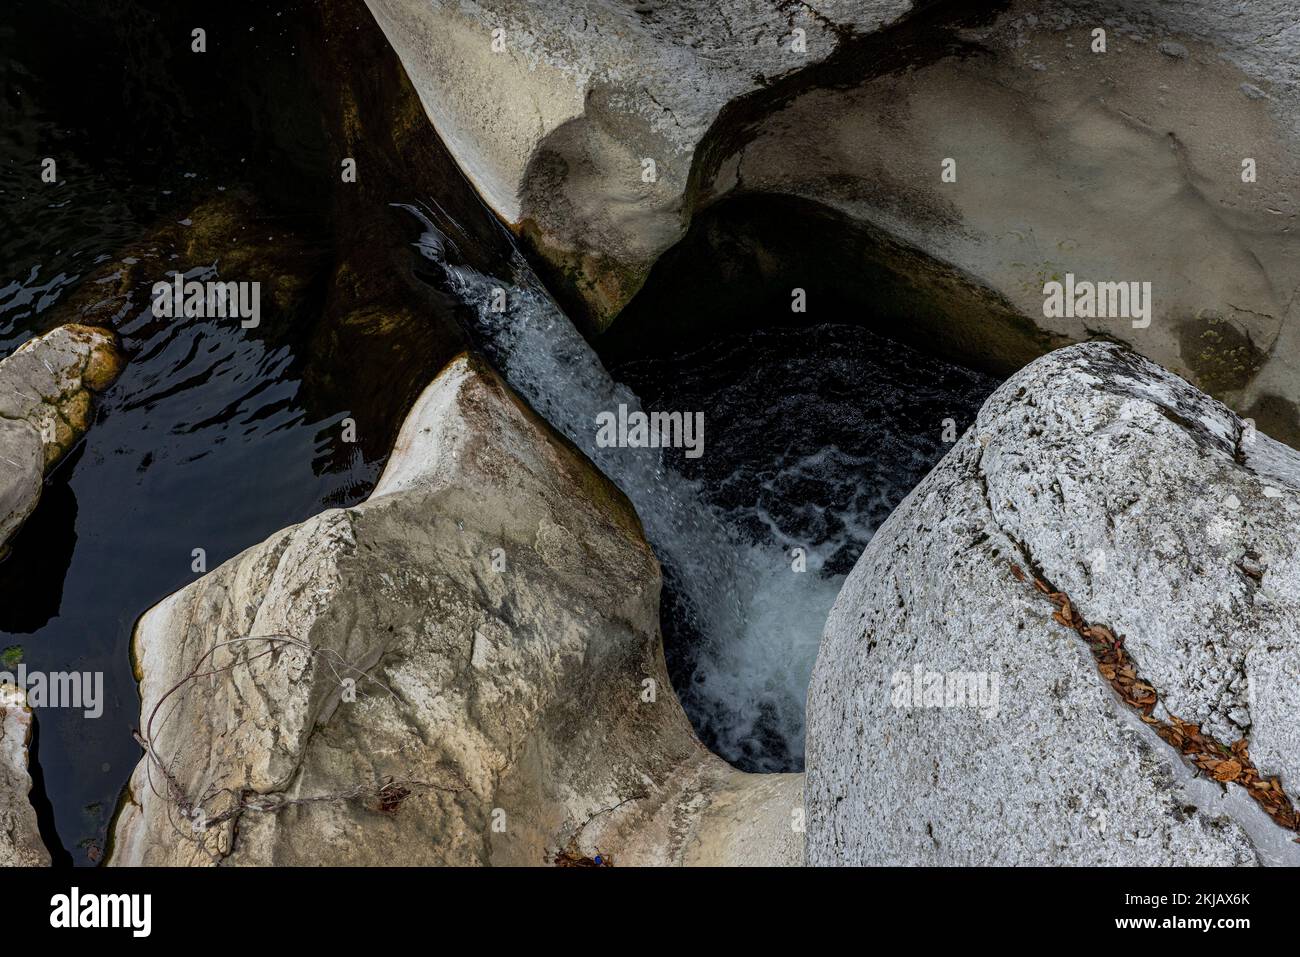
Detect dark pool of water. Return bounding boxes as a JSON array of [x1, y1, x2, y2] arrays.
[[0, 0, 381, 865], [610, 324, 1000, 771], [0, 0, 325, 354]]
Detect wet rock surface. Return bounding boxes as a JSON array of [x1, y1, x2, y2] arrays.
[[0, 687, 49, 866], [0, 324, 122, 555]]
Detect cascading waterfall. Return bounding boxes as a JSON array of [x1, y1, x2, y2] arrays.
[[399, 203, 997, 771]]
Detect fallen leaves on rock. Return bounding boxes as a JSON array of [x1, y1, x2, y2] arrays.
[[1009, 561, 1300, 838]]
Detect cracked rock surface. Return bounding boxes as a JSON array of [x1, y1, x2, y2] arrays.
[[0, 687, 49, 867], [0, 323, 123, 555], [807, 340, 1300, 865], [109, 354, 801, 866]]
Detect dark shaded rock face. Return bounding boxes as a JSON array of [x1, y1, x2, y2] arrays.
[[602, 193, 1066, 379]]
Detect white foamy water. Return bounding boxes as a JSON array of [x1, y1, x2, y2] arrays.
[[400, 204, 996, 771]]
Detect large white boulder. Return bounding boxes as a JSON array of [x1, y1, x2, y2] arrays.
[[110, 354, 801, 866], [808, 341, 1300, 865], [362, 0, 912, 324]]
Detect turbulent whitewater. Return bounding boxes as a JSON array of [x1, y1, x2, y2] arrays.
[[403, 204, 997, 771]]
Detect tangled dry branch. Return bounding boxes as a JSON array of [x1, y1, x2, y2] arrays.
[[132, 632, 454, 861]]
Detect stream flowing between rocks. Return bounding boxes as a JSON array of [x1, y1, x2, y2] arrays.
[[404, 204, 999, 772]]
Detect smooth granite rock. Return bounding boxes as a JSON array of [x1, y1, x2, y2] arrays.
[[362, 0, 912, 325], [365, 0, 1300, 448], [808, 341, 1300, 866], [110, 354, 802, 866]]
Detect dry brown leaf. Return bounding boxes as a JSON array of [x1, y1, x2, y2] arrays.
[[1213, 759, 1243, 782]]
